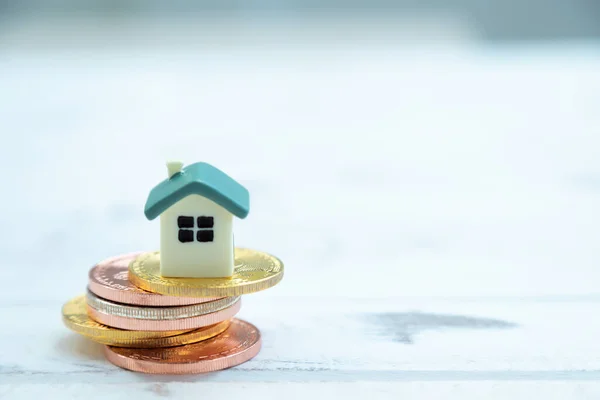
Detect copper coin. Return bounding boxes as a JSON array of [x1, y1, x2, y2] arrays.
[[88, 252, 219, 306], [87, 298, 241, 331], [104, 318, 261, 374]]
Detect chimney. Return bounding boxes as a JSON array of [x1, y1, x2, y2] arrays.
[[166, 161, 184, 178]]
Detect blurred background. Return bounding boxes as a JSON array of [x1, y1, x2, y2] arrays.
[[1, 1, 599, 303]]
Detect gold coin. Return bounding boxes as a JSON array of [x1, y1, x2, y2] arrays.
[[62, 295, 230, 348], [129, 248, 284, 297]]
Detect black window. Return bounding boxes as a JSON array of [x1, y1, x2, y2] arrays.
[[178, 216, 194, 228], [177, 215, 214, 243], [197, 216, 214, 228], [178, 229, 194, 243], [197, 230, 214, 242]]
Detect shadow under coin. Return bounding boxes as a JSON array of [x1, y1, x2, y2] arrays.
[[55, 333, 105, 361], [364, 311, 518, 344]]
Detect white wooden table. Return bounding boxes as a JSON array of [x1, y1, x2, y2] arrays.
[[1, 16, 600, 399]]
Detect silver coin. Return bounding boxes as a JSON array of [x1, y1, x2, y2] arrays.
[[86, 291, 240, 320]]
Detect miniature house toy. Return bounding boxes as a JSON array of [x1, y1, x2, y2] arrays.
[[144, 161, 249, 278]]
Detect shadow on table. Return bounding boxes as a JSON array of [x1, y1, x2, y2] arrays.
[[364, 311, 518, 344], [56, 333, 105, 362]]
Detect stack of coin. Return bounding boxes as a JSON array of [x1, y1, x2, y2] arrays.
[[62, 248, 284, 374]]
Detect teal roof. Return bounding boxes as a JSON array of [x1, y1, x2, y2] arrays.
[[144, 162, 250, 220]]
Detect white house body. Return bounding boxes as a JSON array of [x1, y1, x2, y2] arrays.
[[160, 195, 234, 278]]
